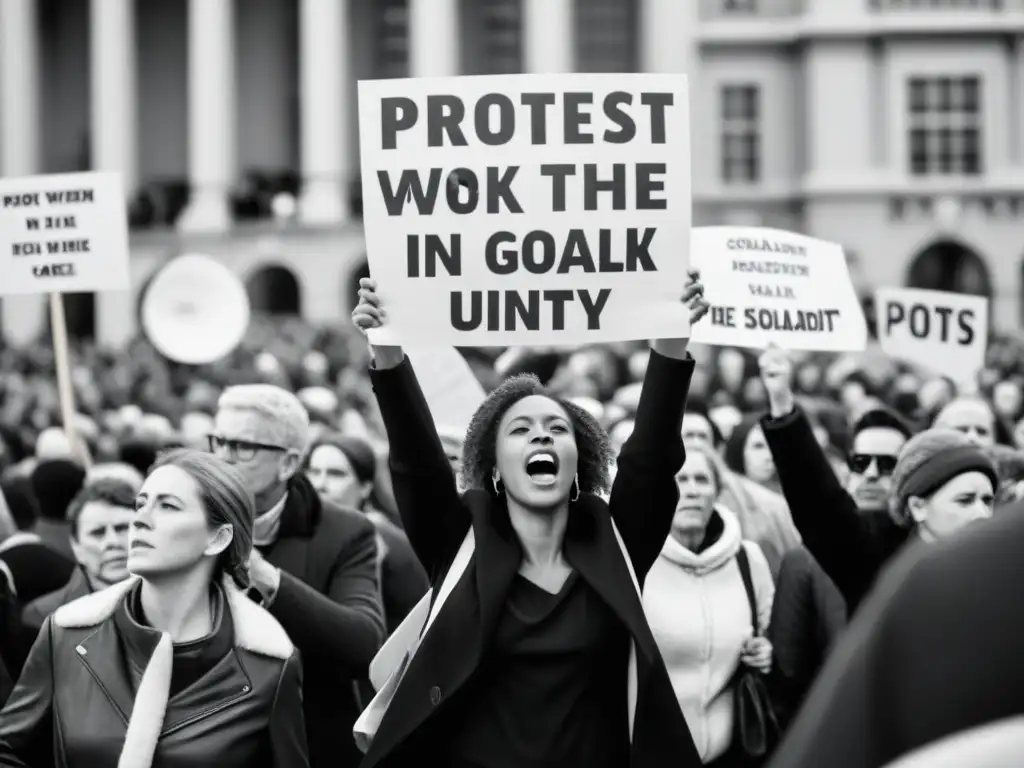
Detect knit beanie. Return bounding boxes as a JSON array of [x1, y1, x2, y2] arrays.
[[30, 459, 86, 522], [889, 428, 998, 527]]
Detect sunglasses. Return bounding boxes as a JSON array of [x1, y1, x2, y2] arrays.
[[848, 453, 898, 476]]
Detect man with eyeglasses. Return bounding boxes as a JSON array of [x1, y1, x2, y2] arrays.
[[757, 346, 914, 615], [211, 384, 385, 768]]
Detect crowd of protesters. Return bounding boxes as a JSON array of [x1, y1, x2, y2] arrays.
[[0, 289, 1023, 766]]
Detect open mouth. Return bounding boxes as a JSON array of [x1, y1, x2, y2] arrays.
[[525, 451, 559, 487]]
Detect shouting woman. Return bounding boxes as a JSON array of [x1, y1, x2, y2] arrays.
[[0, 449, 309, 768], [352, 273, 710, 768]]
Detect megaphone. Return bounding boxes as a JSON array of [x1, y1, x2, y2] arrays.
[[141, 253, 250, 364]]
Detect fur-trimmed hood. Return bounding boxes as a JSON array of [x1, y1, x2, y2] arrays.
[[53, 574, 293, 661]]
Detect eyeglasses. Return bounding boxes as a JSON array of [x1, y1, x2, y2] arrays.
[[207, 434, 288, 462], [848, 453, 898, 476]]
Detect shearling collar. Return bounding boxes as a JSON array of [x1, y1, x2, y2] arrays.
[[53, 574, 293, 661]]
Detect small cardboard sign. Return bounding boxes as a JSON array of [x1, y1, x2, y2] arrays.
[[690, 226, 867, 352], [0, 171, 130, 296], [876, 287, 988, 386]]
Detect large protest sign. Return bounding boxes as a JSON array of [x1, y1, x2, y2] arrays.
[[357, 73, 691, 346], [876, 287, 988, 386], [0, 171, 129, 296], [690, 226, 867, 352]]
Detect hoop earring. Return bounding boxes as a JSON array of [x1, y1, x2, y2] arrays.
[[570, 475, 580, 503], [492, 476, 504, 496]]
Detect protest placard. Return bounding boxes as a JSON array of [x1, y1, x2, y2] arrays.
[[357, 73, 691, 346], [689, 226, 867, 352], [0, 171, 129, 296], [875, 287, 988, 386]]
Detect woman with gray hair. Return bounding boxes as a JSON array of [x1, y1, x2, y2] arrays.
[[0, 449, 309, 768]]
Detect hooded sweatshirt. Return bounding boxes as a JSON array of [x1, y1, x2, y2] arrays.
[[643, 507, 775, 763]]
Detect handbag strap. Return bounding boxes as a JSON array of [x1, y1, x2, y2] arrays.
[[421, 528, 475, 637], [735, 543, 760, 637]]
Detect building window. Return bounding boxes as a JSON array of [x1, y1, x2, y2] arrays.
[[720, 85, 761, 183], [372, 0, 409, 79], [907, 76, 983, 176], [575, 0, 638, 73], [462, 0, 522, 75], [723, 0, 758, 13]]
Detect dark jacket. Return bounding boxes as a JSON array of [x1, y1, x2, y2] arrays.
[[769, 506, 1024, 768], [363, 350, 701, 768], [767, 546, 847, 729], [761, 407, 907, 613], [0, 577, 309, 767], [369, 512, 429, 631], [259, 475, 385, 768], [0, 536, 75, 606], [21, 566, 92, 636]]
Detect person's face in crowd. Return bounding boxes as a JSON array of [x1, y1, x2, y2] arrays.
[[609, 419, 634, 456], [846, 427, 907, 512], [682, 413, 715, 449], [742, 425, 776, 486], [742, 377, 768, 409], [934, 399, 995, 447], [992, 381, 1022, 421], [129, 465, 232, 581], [908, 470, 994, 542], [717, 350, 745, 393], [627, 350, 649, 382], [494, 396, 579, 510], [839, 380, 868, 413], [71, 501, 134, 587], [796, 364, 822, 394], [919, 377, 955, 415], [673, 451, 718, 537], [306, 444, 370, 510], [211, 408, 298, 508]]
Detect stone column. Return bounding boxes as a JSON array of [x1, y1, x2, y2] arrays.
[[297, 0, 350, 225], [524, 0, 573, 73], [0, 0, 45, 347], [177, 0, 236, 233], [90, 0, 138, 196], [409, 0, 459, 77]]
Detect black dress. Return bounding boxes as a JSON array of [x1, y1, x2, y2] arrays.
[[444, 571, 630, 768]]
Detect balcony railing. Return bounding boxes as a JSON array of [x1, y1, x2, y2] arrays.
[[868, 0, 1005, 11]]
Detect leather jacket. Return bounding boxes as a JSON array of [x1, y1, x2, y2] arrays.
[[0, 576, 309, 768]]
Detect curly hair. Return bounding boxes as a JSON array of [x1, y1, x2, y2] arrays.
[[461, 374, 613, 497]]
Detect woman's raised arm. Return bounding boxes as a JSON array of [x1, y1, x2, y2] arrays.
[[354, 279, 469, 576], [608, 271, 709, 579]]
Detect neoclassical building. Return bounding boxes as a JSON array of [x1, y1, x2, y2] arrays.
[[2, 0, 1023, 347]]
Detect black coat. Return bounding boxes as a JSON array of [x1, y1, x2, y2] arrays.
[[21, 567, 92, 635], [761, 407, 907, 614], [767, 546, 847, 729], [363, 350, 701, 768], [260, 476, 386, 768], [0, 577, 308, 767], [769, 505, 1024, 767], [369, 512, 429, 632]]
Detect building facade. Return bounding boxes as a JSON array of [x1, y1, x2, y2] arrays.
[[1, 0, 1023, 348]]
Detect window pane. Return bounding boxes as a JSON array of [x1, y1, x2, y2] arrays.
[[742, 87, 759, 120], [962, 78, 980, 114], [909, 79, 928, 113], [909, 128, 929, 175], [963, 129, 981, 174]]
